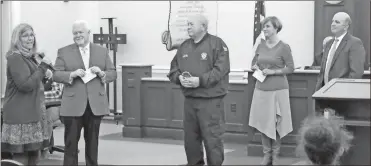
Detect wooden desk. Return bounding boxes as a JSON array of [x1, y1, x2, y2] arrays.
[[313, 78, 370, 165]]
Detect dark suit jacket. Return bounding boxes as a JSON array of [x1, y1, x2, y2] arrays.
[[53, 43, 117, 117], [315, 33, 366, 92], [312, 52, 323, 66]]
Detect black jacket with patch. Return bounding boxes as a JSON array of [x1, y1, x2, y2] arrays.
[[168, 33, 230, 98]]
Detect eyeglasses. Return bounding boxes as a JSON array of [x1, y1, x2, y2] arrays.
[[21, 34, 35, 39]]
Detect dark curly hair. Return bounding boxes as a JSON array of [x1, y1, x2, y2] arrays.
[[296, 116, 353, 165]]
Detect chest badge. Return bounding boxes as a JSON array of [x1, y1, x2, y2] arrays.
[[182, 54, 188, 58], [201, 52, 207, 60]]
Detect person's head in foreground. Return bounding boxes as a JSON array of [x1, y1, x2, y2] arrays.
[[296, 116, 353, 165]]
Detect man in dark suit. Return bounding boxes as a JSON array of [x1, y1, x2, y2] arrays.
[[53, 20, 117, 166], [315, 12, 366, 110]]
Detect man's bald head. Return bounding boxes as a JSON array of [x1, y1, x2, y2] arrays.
[[188, 14, 209, 31], [334, 12, 352, 26], [331, 12, 352, 36], [187, 14, 209, 40]]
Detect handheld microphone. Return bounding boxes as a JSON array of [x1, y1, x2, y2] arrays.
[[38, 53, 55, 71]]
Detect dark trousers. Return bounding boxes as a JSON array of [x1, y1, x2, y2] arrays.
[[183, 96, 226, 166], [60, 101, 103, 166]]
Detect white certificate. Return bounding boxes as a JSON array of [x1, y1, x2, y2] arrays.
[[252, 69, 266, 83], [81, 69, 97, 84]]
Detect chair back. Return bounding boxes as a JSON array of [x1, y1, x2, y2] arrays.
[[1, 159, 24, 166], [43, 78, 53, 91]]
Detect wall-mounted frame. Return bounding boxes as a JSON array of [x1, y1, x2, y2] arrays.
[[325, 1, 344, 5]]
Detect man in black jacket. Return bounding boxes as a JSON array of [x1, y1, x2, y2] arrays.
[[168, 14, 230, 166]]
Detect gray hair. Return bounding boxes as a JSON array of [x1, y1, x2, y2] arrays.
[[188, 14, 209, 31], [72, 20, 91, 31]]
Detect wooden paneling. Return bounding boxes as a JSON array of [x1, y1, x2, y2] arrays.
[[353, 0, 370, 69], [121, 65, 153, 138], [169, 86, 184, 129], [313, 80, 370, 165], [121, 64, 370, 157], [314, 0, 370, 69], [140, 80, 249, 143], [224, 85, 246, 133]]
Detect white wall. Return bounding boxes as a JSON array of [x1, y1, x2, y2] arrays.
[[99, 1, 314, 70], [16, 1, 100, 61], [1, 1, 315, 110], [4, 1, 315, 69]]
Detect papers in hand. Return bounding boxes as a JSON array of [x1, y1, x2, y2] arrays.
[[252, 69, 266, 82], [81, 69, 97, 84]]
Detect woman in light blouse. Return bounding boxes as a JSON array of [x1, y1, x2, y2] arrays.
[[248, 16, 295, 165]]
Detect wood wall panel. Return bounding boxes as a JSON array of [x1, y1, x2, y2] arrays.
[[314, 0, 370, 69]]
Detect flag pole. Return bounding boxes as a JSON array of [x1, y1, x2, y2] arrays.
[[243, 1, 266, 79]]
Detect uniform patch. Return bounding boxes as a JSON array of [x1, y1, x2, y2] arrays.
[[223, 46, 228, 51], [183, 54, 188, 58], [201, 52, 207, 60]]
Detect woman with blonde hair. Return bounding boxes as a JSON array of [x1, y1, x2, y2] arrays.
[[1, 23, 53, 165], [294, 116, 353, 165]]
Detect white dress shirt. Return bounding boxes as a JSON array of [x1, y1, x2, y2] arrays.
[[69, 42, 106, 84], [79, 43, 90, 69]]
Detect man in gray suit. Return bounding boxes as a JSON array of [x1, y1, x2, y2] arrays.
[[315, 12, 366, 110], [53, 20, 117, 166]]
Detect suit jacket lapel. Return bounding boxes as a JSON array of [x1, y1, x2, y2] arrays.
[[73, 44, 86, 70], [330, 33, 349, 69], [321, 40, 332, 73], [89, 42, 95, 68]]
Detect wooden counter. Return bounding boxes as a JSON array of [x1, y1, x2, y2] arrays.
[[119, 64, 370, 157], [313, 79, 370, 165]]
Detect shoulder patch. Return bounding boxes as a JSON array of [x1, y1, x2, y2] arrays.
[[223, 46, 228, 52]]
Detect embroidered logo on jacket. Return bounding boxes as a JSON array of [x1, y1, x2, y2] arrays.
[[201, 52, 207, 60]]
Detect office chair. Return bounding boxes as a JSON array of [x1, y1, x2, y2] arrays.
[[45, 102, 66, 154], [1, 159, 23, 166], [45, 100, 80, 154]]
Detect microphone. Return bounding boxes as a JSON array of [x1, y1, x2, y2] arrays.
[[37, 52, 55, 71]]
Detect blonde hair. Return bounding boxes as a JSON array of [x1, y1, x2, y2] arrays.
[[8, 23, 37, 56]]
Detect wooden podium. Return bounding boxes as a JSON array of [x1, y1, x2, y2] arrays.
[[312, 78, 370, 165]]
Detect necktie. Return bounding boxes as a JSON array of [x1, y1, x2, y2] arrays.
[[81, 47, 89, 69], [324, 39, 339, 84], [81, 47, 87, 54]]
